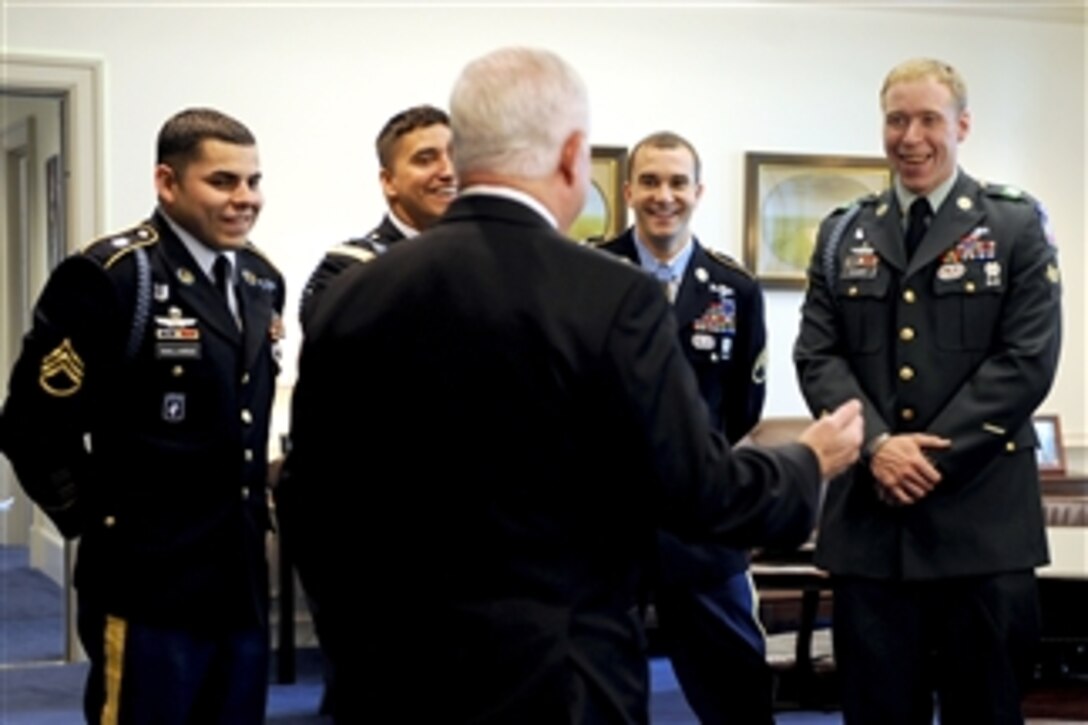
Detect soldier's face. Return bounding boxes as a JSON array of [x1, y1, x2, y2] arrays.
[[625, 145, 703, 255], [156, 140, 263, 251], [882, 77, 970, 196], [381, 123, 456, 231]]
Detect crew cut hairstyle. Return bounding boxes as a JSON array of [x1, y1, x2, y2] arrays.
[[881, 58, 969, 113], [628, 131, 702, 184], [375, 105, 450, 170], [156, 108, 256, 172]]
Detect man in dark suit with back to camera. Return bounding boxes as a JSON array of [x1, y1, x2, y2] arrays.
[[795, 58, 1062, 724], [298, 104, 455, 331], [289, 46, 863, 724], [600, 131, 773, 724], [3, 108, 284, 724]]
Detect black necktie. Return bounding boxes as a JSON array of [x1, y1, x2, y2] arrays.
[[212, 255, 232, 303], [904, 197, 933, 259]]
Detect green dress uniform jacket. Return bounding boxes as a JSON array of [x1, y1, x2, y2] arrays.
[[3, 212, 285, 629], [794, 172, 1062, 580]]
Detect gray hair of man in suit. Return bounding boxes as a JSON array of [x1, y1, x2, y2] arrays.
[[449, 47, 592, 231]]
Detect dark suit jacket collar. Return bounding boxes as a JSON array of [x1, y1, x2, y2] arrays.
[[674, 241, 718, 324], [441, 193, 556, 231]]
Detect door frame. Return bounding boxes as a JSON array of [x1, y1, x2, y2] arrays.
[[1, 53, 104, 662]]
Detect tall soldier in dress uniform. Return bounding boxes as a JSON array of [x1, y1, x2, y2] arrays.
[[297, 104, 456, 331], [599, 131, 771, 724], [2, 108, 285, 724], [794, 58, 1062, 724]]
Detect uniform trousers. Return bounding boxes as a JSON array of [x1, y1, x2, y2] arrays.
[[656, 570, 772, 725], [832, 571, 1040, 725], [78, 603, 268, 724]]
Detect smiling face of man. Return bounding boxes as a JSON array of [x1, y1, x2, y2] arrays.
[[155, 139, 262, 251], [882, 75, 970, 196], [381, 122, 457, 231], [625, 143, 704, 258]]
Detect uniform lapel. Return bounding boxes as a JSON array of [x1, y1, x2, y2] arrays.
[[907, 174, 984, 277], [673, 243, 712, 326], [867, 191, 907, 274], [156, 219, 242, 345], [237, 259, 274, 371]]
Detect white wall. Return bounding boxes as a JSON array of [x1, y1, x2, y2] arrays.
[[6, 3, 1086, 446]]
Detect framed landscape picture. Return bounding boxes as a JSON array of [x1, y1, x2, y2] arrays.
[[743, 152, 890, 288]]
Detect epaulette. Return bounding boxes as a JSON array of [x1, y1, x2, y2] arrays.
[[328, 241, 378, 265], [832, 191, 880, 216], [79, 223, 159, 269], [979, 180, 1030, 203], [704, 248, 754, 280]]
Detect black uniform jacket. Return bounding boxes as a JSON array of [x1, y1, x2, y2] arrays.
[[3, 212, 285, 629], [600, 230, 767, 583], [599, 230, 766, 442], [795, 172, 1061, 580], [298, 214, 405, 332], [289, 193, 821, 724]]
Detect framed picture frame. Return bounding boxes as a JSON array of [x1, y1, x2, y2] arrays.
[[570, 146, 627, 243], [743, 152, 891, 288], [1033, 414, 1067, 477]]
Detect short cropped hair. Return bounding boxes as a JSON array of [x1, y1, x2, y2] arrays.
[[881, 58, 969, 113], [375, 105, 450, 170], [450, 47, 589, 179], [156, 108, 256, 172], [628, 131, 702, 183]]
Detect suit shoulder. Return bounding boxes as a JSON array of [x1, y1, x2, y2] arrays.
[[591, 235, 620, 251], [587, 242, 637, 269], [78, 221, 160, 270]]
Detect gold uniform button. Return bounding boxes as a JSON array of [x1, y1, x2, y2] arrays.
[[899, 366, 915, 381], [241, 372, 250, 385], [900, 408, 915, 421], [903, 289, 916, 304], [241, 486, 250, 499], [1005, 441, 1016, 452], [172, 365, 184, 377], [241, 409, 253, 424], [899, 327, 915, 342], [965, 281, 976, 293], [848, 286, 859, 297], [244, 449, 254, 462], [104, 515, 116, 528]]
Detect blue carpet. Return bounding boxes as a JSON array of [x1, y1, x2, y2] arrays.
[[0, 546, 65, 664], [0, 650, 846, 724]]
